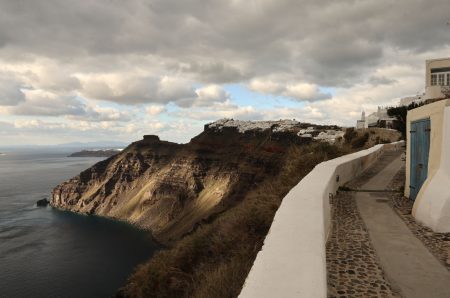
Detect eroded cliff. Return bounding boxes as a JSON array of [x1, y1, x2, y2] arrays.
[[51, 119, 336, 243]]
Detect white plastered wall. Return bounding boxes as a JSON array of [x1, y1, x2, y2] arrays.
[[411, 102, 450, 232], [405, 100, 450, 198], [239, 142, 404, 298]]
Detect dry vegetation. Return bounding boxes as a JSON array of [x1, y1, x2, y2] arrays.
[[342, 127, 401, 149], [117, 129, 401, 298]]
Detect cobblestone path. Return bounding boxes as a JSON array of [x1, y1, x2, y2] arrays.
[[327, 150, 450, 298], [327, 189, 399, 298], [326, 151, 400, 298]]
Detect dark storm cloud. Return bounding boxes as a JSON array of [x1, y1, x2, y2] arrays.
[[8, 95, 86, 116], [369, 76, 397, 86], [0, 0, 448, 95], [0, 77, 26, 106]]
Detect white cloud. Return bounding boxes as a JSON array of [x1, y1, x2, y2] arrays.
[[284, 83, 330, 101], [146, 105, 166, 115], [4, 89, 85, 116], [67, 105, 133, 122], [157, 76, 195, 104], [0, 0, 449, 145], [193, 84, 230, 106], [249, 79, 331, 102], [249, 79, 283, 94], [76, 74, 198, 105], [175, 100, 263, 121]]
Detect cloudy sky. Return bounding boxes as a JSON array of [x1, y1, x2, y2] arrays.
[[0, 0, 449, 145]]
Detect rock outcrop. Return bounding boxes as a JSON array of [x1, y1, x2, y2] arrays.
[[36, 198, 49, 207], [68, 149, 121, 157], [51, 119, 336, 243]]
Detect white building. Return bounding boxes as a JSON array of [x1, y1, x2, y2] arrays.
[[400, 94, 425, 106], [313, 130, 345, 143], [356, 111, 366, 129], [405, 99, 450, 232], [355, 107, 396, 129], [424, 57, 450, 100], [404, 57, 450, 232]]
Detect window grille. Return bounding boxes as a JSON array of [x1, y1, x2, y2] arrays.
[[438, 74, 445, 86], [431, 74, 437, 85]]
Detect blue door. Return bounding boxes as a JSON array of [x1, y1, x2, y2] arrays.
[[409, 119, 431, 200]]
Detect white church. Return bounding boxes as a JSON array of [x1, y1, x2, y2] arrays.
[[356, 107, 396, 129]]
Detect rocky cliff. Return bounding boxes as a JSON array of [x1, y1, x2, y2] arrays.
[[51, 119, 335, 243]]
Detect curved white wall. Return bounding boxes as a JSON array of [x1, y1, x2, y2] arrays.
[[239, 142, 404, 298], [413, 106, 450, 232]]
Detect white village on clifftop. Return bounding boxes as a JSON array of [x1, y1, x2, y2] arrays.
[[1, 3, 449, 297]]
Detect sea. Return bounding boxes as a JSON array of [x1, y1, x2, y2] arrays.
[[0, 148, 159, 298]]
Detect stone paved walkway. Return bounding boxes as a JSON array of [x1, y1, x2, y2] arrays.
[[356, 154, 450, 298], [388, 167, 450, 271], [327, 152, 400, 298], [327, 150, 450, 298]]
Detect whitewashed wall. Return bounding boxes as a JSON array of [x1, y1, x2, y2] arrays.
[[413, 106, 450, 232], [239, 141, 404, 298]]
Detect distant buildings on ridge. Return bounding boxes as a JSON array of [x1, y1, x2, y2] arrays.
[[356, 57, 450, 129], [356, 107, 396, 129]]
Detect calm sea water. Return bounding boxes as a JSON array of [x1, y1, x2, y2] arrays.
[[0, 149, 159, 298]]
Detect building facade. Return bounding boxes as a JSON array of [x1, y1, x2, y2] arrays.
[[400, 94, 425, 106], [356, 111, 366, 129], [425, 57, 450, 100], [405, 99, 450, 232], [355, 107, 396, 129]]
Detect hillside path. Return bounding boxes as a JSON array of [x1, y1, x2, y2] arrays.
[[356, 153, 450, 298]]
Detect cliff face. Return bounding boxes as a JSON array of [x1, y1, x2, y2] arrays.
[[51, 120, 320, 243]]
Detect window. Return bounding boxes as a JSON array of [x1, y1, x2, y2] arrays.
[[431, 74, 437, 85], [438, 74, 445, 86], [447, 73, 450, 86]]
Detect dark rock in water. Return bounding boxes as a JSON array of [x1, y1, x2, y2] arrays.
[[36, 198, 49, 207], [68, 149, 120, 157]]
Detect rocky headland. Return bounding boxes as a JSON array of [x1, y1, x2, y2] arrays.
[[68, 149, 122, 158], [51, 119, 339, 243], [50, 119, 401, 297]]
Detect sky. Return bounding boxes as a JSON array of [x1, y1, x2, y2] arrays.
[[0, 0, 449, 145]]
